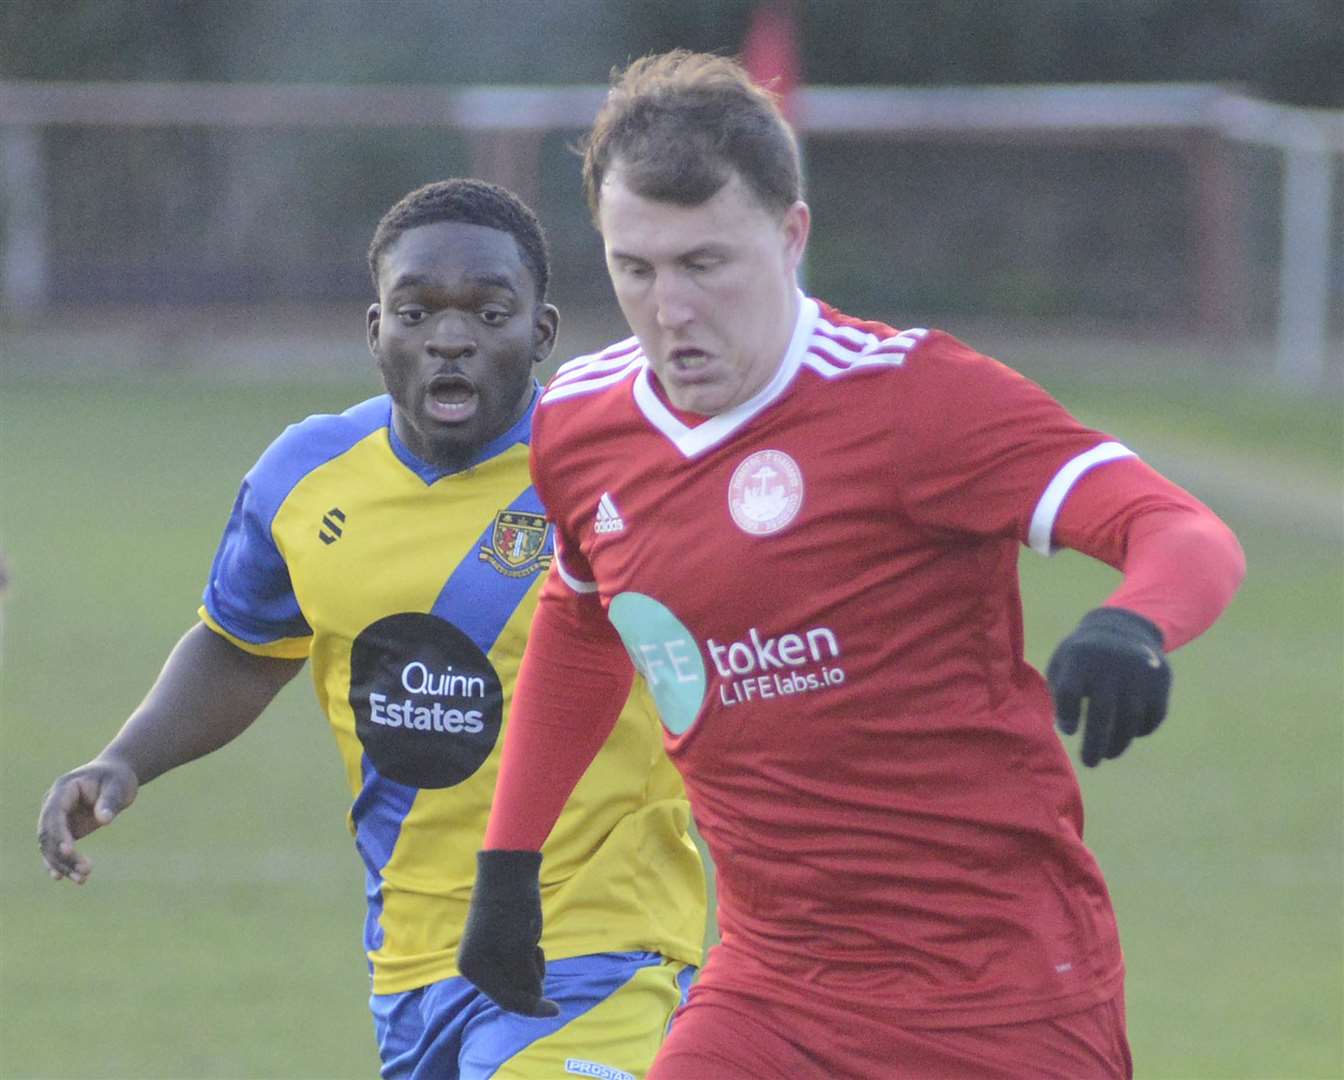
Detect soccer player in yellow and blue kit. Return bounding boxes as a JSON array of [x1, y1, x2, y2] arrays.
[[37, 179, 707, 1080]]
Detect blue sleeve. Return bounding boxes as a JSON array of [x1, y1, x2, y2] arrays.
[[201, 395, 390, 646], [202, 474, 312, 645]]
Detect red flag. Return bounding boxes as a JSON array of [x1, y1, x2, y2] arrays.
[[742, 1, 801, 121]]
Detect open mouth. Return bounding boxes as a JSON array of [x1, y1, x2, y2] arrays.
[[425, 374, 478, 423], [669, 348, 711, 372]]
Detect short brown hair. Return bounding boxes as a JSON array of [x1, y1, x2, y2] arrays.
[[580, 50, 802, 223]]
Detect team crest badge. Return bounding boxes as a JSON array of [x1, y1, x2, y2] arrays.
[[479, 510, 552, 578], [728, 449, 804, 535]]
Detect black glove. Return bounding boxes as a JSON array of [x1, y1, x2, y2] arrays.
[[458, 850, 558, 1017], [1047, 607, 1171, 768]]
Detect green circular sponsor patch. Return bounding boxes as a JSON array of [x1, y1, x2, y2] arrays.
[[608, 592, 706, 736]]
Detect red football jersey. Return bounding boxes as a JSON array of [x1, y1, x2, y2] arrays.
[[529, 298, 1140, 1027]]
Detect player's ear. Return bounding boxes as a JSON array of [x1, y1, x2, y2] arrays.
[[532, 303, 559, 365], [781, 200, 810, 277], [367, 303, 382, 359]]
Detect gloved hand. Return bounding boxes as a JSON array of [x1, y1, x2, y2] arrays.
[[457, 849, 559, 1017], [1047, 607, 1171, 768]]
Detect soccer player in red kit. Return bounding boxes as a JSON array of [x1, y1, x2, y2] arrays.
[[458, 51, 1245, 1079]]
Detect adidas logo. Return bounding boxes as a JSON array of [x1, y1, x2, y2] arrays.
[[594, 492, 625, 534]]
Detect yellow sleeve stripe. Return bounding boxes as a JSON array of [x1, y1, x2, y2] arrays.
[[198, 607, 312, 660]]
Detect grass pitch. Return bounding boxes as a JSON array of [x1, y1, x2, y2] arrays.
[[1, 357, 1340, 1079]]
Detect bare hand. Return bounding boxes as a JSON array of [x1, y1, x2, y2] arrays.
[[37, 760, 139, 884]]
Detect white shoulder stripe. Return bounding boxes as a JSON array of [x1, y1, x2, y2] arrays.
[[552, 550, 599, 593], [804, 324, 930, 379], [1028, 441, 1136, 556], [543, 344, 645, 404], [560, 334, 641, 368], [594, 334, 642, 360], [813, 321, 878, 351], [803, 341, 925, 378], [549, 352, 639, 389], [814, 315, 930, 353], [802, 346, 850, 378], [550, 337, 642, 387], [886, 328, 931, 351], [543, 360, 643, 403]]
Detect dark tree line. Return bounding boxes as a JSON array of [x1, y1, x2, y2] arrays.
[[4, 0, 1341, 107], [1, 1, 1336, 323]]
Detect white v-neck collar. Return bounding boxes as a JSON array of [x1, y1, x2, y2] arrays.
[[632, 294, 819, 459]]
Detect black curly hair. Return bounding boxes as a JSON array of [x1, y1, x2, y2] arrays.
[[367, 178, 550, 301]]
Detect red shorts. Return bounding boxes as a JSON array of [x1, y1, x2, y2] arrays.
[[651, 976, 1131, 1079]]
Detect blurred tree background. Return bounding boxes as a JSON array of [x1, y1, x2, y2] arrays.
[[0, 0, 1340, 344], [4, 0, 1340, 102]]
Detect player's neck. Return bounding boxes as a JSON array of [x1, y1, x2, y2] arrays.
[[644, 372, 714, 428]]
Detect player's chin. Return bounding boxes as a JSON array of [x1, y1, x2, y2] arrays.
[[411, 415, 480, 465], [667, 385, 729, 415], [424, 418, 479, 447]]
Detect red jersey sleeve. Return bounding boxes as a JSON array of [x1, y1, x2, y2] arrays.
[[1052, 456, 1246, 650], [482, 570, 634, 851], [892, 333, 1128, 543], [887, 331, 1243, 648]]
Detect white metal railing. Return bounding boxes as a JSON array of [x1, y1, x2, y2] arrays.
[[2, 81, 1339, 383], [3, 80, 1341, 148]]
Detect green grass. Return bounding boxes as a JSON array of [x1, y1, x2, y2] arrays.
[[1, 376, 382, 1079], [1019, 521, 1343, 1078], [1, 365, 1340, 1078]]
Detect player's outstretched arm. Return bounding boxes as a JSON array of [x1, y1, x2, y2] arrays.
[[1046, 457, 1245, 767], [37, 622, 303, 883], [459, 580, 632, 1014]]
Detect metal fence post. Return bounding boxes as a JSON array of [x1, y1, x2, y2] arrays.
[[1, 124, 49, 312], [1276, 140, 1336, 385]]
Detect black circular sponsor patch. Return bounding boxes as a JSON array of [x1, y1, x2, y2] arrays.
[[349, 613, 503, 789]]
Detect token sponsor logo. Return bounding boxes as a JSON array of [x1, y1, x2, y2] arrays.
[[609, 592, 846, 736], [707, 624, 845, 706]]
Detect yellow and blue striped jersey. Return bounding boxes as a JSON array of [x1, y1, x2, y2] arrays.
[[199, 388, 706, 994]]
